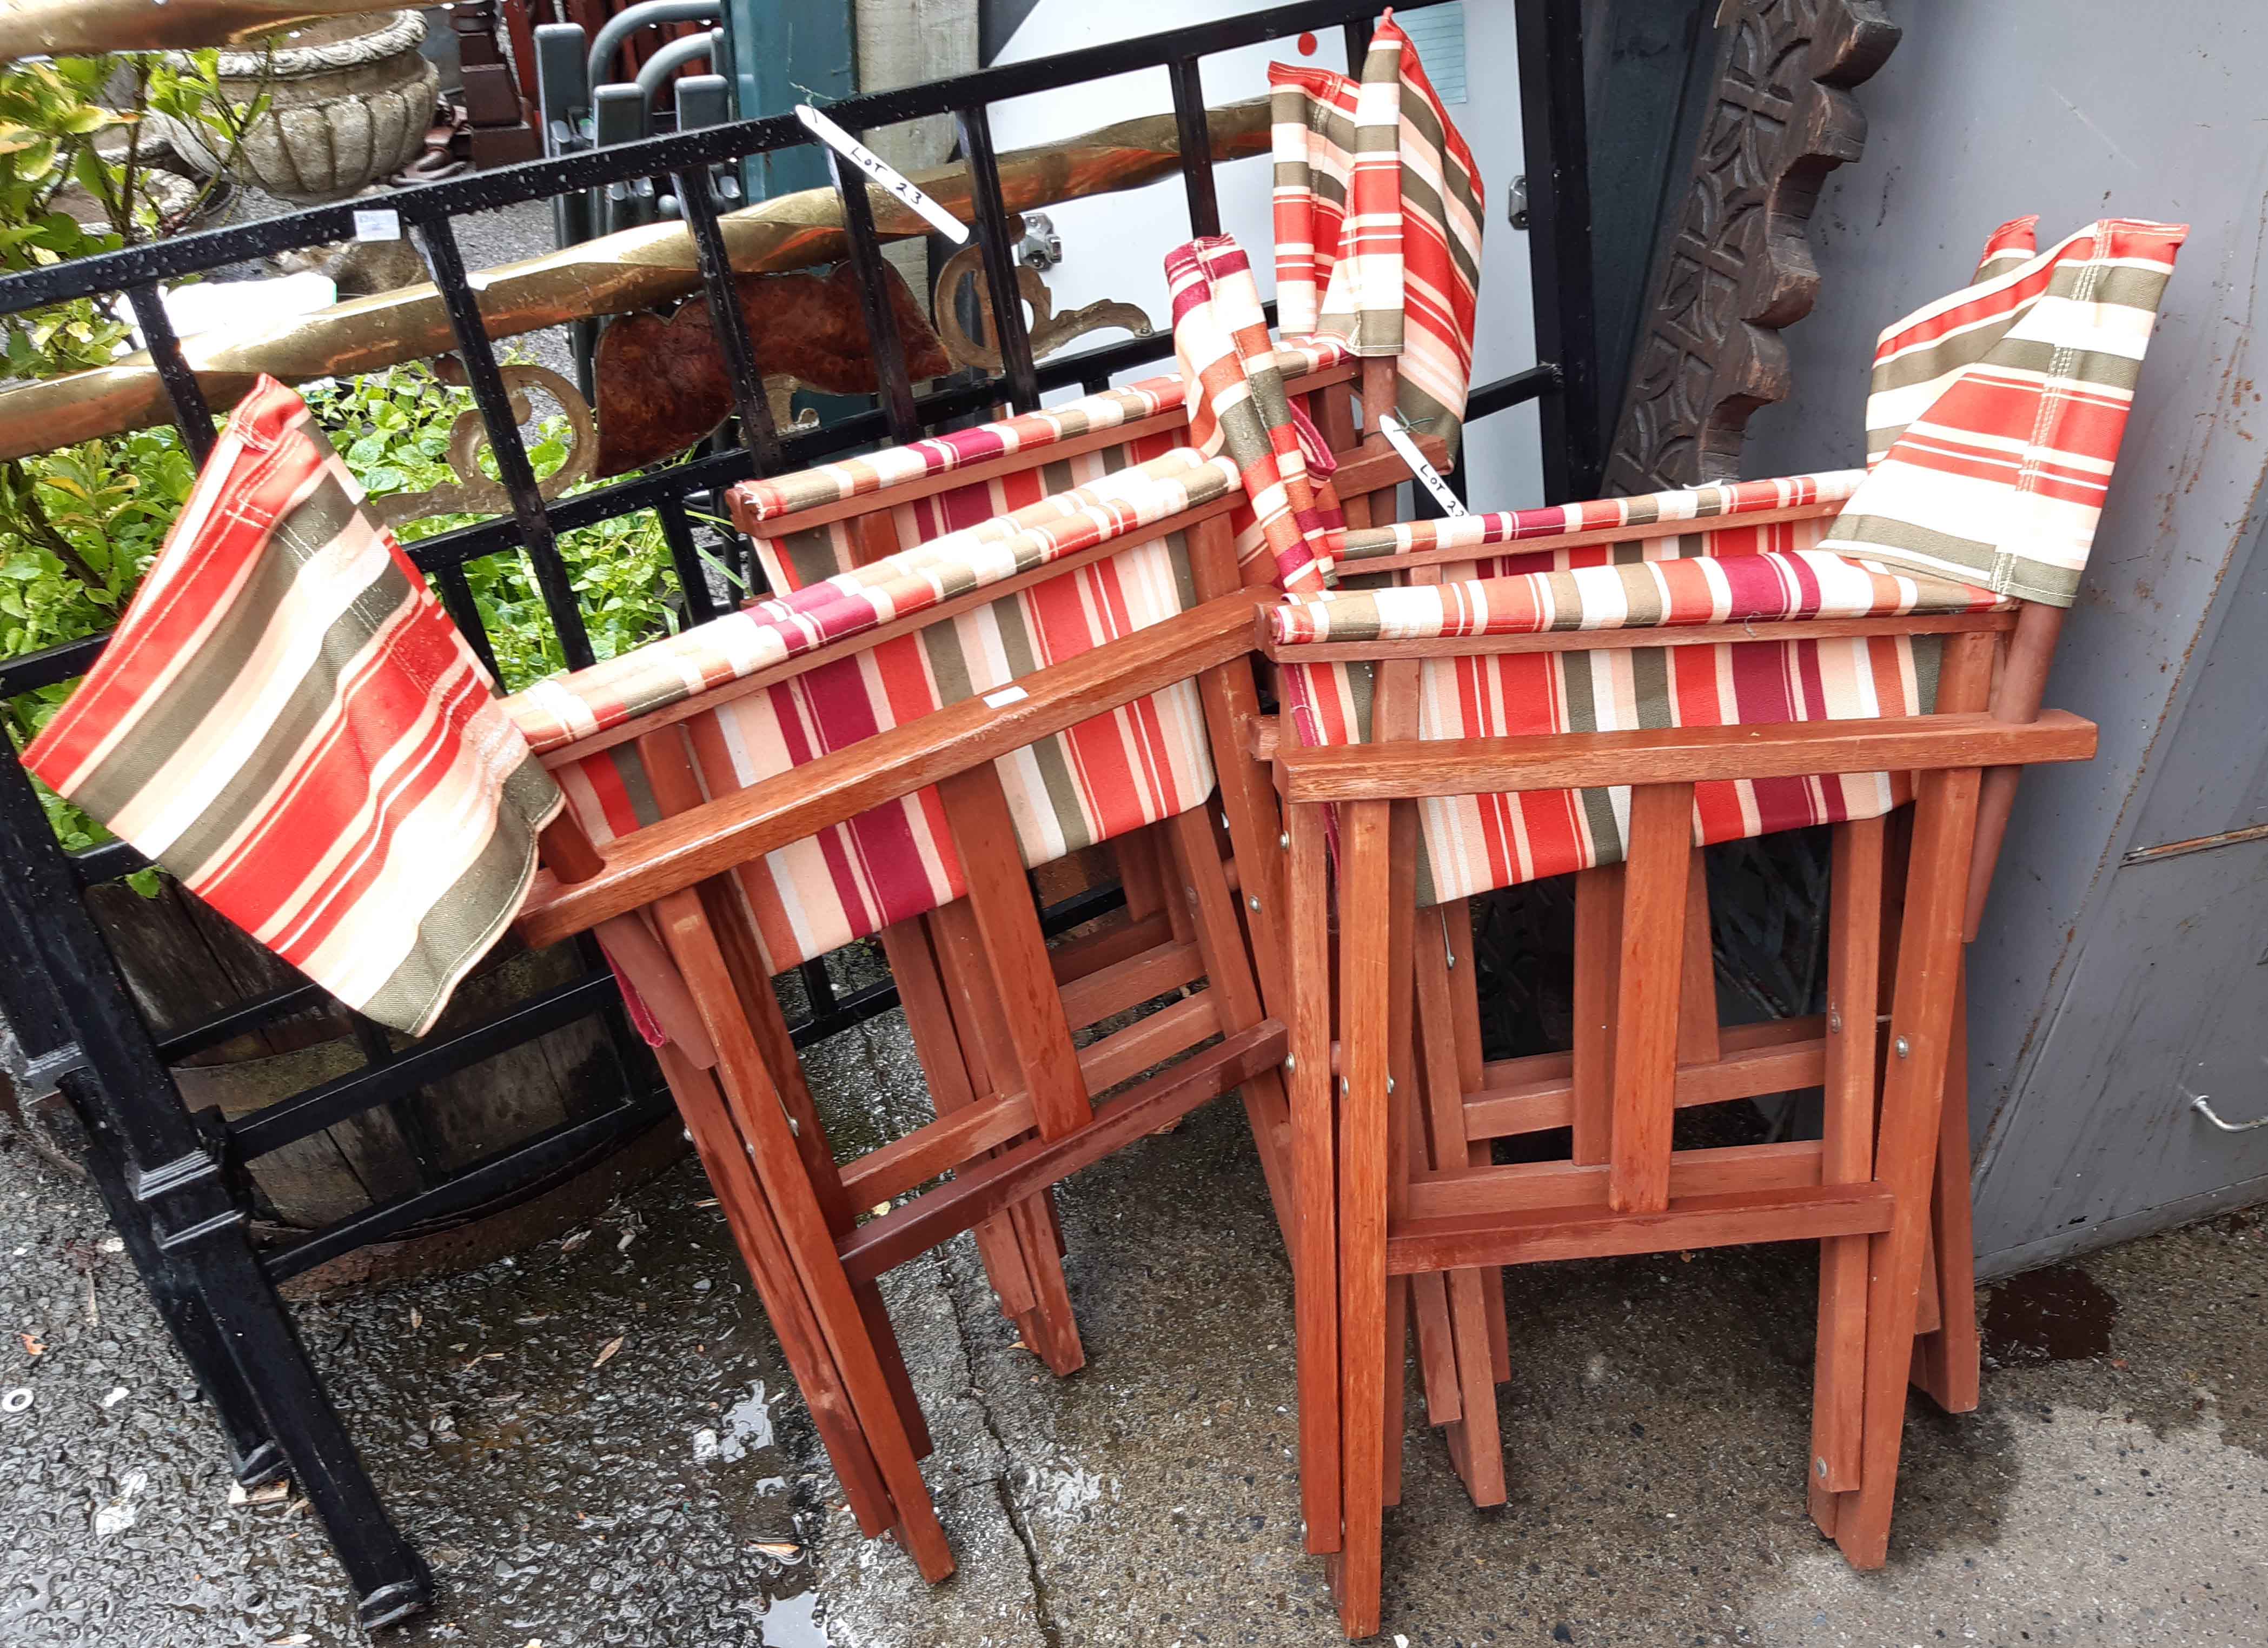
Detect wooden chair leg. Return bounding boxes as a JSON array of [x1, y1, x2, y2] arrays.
[[1678, 864, 1721, 1066], [1608, 786, 1695, 1214], [924, 900, 1085, 1377], [1413, 906, 1506, 1505], [1810, 815, 1885, 1530], [1286, 799, 1342, 1557], [649, 726, 937, 1464], [1160, 806, 1297, 1238], [880, 916, 1053, 1353], [656, 1046, 905, 1538], [1832, 765, 1983, 1569], [655, 889, 956, 1579], [1439, 901, 1510, 1386], [1912, 965, 1981, 1413], [1336, 796, 1395, 1638]]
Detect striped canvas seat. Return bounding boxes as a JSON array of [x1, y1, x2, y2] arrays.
[[1268, 547, 2006, 646], [1334, 471, 1869, 574], [743, 341, 1350, 597], [520, 456, 1224, 974], [507, 446, 1237, 754], [1183, 209, 2182, 908]]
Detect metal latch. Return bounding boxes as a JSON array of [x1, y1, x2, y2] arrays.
[[1507, 176, 1529, 231]]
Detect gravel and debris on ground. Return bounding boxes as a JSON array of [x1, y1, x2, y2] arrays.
[[4, 993, 2266, 1647]]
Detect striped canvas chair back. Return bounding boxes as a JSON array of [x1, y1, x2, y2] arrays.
[[1219, 216, 2184, 906], [1270, 8, 1485, 457], [507, 446, 1234, 973], [23, 377, 565, 1036]]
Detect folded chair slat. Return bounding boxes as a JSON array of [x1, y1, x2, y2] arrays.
[[1387, 1182, 1897, 1275], [1461, 1016, 1829, 1141], [1407, 1137, 1831, 1221]]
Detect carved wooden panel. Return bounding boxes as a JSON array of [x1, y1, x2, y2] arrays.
[[1601, 0, 1898, 495]]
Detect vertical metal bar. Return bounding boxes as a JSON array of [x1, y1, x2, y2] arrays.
[[1166, 56, 1222, 238], [430, 560, 505, 687], [954, 103, 1041, 415], [0, 749, 432, 1625], [820, 128, 923, 444], [413, 212, 596, 670], [122, 283, 215, 468], [798, 956, 839, 1028], [1343, 18, 1375, 70], [670, 163, 781, 473], [655, 493, 721, 623], [1516, 0, 1602, 501]]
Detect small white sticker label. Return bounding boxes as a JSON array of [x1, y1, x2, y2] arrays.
[[1379, 413, 1468, 518], [795, 103, 970, 245], [352, 207, 401, 242], [982, 685, 1028, 709]]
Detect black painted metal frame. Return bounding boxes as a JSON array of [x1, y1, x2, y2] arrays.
[[0, 0, 1596, 1625]]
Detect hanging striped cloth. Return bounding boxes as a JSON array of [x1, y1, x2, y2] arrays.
[[1166, 234, 1344, 594], [23, 377, 564, 1036], [1270, 9, 1484, 457], [1821, 216, 2187, 606]]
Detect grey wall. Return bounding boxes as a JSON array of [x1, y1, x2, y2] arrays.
[[1742, 0, 2268, 1273]]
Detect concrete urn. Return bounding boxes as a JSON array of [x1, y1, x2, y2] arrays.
[[152, 10, 439, 203]]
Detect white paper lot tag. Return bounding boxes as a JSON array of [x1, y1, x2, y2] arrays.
[[795, 103, 970, 244], [982, 685, 1028, 709], [352, 207, 401, 242], [1379, 413, 1467, 518]]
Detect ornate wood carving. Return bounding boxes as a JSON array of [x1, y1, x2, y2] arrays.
[[1602, 0, 1899, 495]]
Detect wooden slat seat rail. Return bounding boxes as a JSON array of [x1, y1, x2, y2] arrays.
[[1461, 1016, 1828, 1140], [1272, 712, 2098, 803]]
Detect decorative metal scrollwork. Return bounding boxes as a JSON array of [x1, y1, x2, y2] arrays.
[[372, 362, 598, 529], [931, 245, 1151, 374]]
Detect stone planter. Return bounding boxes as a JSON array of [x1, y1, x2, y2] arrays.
[[151, 10, 437, 203]]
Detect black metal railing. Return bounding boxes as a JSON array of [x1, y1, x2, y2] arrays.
[[0, 0, 1596, 1624]]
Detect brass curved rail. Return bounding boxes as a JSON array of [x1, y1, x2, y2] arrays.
[[0, 101, 1269, 463]]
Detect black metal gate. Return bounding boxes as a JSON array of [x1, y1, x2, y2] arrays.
[[0, 0, 1596, 1622]]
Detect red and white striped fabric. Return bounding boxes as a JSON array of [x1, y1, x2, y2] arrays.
[[728, 341, 1348, 531], [24, 378, 563, 1035], [1823, 216, 2186, 606], [1270, 10, 1483, 454], [1168, 234, 1346, 595], [507, 447, 1239, 754], [1333, 472, 1868, 572]]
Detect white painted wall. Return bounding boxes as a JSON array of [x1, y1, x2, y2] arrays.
[[989, 1, 1543, 505]]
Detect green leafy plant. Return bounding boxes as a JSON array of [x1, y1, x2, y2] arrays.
[[306, 359, 705, 690], [0, 64, 707, 885]]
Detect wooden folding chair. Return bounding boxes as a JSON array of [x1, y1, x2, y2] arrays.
[[1242, 214, 2184, 1633], [493, 342, 1442, 1576]]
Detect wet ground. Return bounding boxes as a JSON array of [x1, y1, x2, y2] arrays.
[[5, 989, 2267, 1647]]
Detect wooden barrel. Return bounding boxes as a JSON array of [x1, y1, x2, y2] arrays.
[[81, 875, 682, 1292]]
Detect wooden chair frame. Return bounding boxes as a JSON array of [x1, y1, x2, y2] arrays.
[[505, 360, 1433, 1577], [1259, 517, 2098, 1631]]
